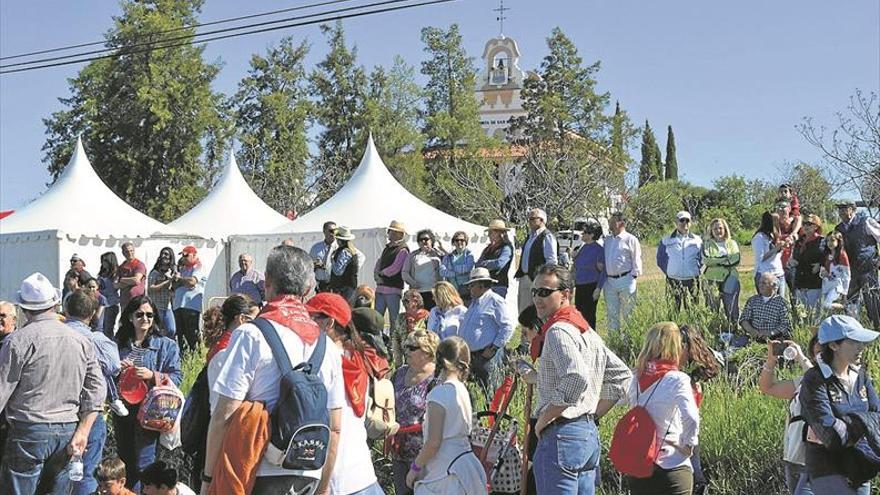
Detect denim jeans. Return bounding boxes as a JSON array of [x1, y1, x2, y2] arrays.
[[533, 417, 599, 495], [375, 292, 401, 332], [1, 420, 76, 495], [783, 461, 814, 495], [71, 415, 106, 495], [810, 474, 869, 495], [113, 409, 159, 487], [158, 306, 176, 338], [604, 274, 637, 332]]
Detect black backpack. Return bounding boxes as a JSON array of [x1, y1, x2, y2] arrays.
[[253, 317, 331, 471]]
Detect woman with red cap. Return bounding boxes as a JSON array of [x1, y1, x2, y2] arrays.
[[306, 292, 389, 495]]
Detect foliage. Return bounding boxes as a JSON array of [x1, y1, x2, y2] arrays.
[[625, 179, 710, 241], [310, 21, 368, 204], [702, 174, 776, 240], [638, 121, 663, 186], [360, 57, 429, 200], [42, 0, 230, 222], [233, 37, 312, 214], [778, 161, 837, 222], [665, 125, 678, 180], [800, 89, 880, 212], [506, 27, 630, 226]]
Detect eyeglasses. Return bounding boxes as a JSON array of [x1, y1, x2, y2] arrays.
[[418, 237, 431, 243], [531, 287, 563, 298], [405, 345, 421, 352], [678, 219, 690, 223], [134, 311, 154, 319], [453, 238, 467, 243]]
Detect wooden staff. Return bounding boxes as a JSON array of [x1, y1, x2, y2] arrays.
[[520, 382, 533, 495]]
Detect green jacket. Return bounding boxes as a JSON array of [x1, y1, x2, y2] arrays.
[[702, 239, 741, 282]]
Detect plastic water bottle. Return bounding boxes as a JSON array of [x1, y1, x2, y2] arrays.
[[783, 346, 799, 361], [68, 453, 84, 482]]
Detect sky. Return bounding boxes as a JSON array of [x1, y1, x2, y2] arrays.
[[1, 0, 878, 211]]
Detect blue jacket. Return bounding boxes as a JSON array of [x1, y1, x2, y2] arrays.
[[799, 363, 880, 480], [119, 333, 182, 386], [440, 249, 475, 291]]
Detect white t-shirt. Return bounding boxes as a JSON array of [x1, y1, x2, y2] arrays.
[[422, 380, 474, 482], [212, 320, 345, 478], [752, 232, 784, 277], [330, 355, 378, 494], [784, 377, 806, 465], [626, 370, 700, 471]]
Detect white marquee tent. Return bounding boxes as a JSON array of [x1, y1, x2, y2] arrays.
[[229, 135, 519, 312], [0, 138, 221, 303]]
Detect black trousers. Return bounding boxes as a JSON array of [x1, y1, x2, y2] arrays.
[[174, 308, 201, 354], [574, 282, 599, 329]]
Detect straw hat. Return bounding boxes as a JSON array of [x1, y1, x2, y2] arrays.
[[485, 219, 507, 231], [387, 220, 407, 234], [464, 267, 498, 285], [334, 226, 356, 241]]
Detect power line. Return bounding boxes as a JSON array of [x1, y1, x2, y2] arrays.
[[1, 0, 419, 70], [0, 0, 357, 62]]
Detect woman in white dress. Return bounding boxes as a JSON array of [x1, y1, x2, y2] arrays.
[[406, 336, 488, 494]]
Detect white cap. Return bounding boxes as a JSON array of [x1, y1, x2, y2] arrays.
[[676, 211, 692, 221]]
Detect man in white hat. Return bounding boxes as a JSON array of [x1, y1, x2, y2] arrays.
[[657, 210, 703, 311], [515, 209, 558, 313], [458, 267, 515, 393], [374, 220, 411, 364], [0, 273, 105, 493], [327, 226, 365, 301]]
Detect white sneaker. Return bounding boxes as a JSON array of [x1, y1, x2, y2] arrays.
[[110, 399, 129, 417]]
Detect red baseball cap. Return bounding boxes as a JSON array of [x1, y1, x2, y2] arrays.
[[119, 367, 148, 405], [306, 292, 352, 327], [179, 246, 198, 255]]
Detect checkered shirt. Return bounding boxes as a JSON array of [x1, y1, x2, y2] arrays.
[[739, 294, 792, 339]]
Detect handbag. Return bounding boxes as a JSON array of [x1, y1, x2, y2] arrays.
[[470, 411, 521, 494]]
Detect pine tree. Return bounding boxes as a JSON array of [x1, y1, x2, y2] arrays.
[[42, 0, 229, 221], [639, 121, 660, 187], [665, 125, 678, 180], [310, 21, 367, 202], [233, 37, 312, 214]]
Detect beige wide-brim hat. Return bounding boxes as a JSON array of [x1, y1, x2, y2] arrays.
[[464, 267, 498, 285], [387, 220, 407, 234], [485, 219, 507, 232], [16, 272, 62, 311], [334, 226, 356, 240]]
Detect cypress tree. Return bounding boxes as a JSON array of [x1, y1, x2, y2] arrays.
[[665, 125, 678, 180], [639, 120, 660, 187]]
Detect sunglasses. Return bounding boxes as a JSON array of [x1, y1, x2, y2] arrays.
[[418, 237, 431, 243], [531, 287, 563, 298], [134, 311, 154, 319], [453, 238, 467, 243], [405, 345, 421, 352], [528, 217, 541, 221], [678, 219, 690, 223]]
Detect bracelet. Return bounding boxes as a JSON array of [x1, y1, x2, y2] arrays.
[[410, 461, 422, 473], [201, 472, 213, 483]]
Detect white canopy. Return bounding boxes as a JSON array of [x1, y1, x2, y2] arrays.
[[169, 152, 295, 239], [276, 135, 487, 236], [0, 137, 171, 238]]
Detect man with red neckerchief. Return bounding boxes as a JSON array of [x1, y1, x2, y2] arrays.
[[530, 264, 630, 495]]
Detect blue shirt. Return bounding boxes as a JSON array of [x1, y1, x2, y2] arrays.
[[229, 269, 265, 305], [98, 276, 120, 306], [66, 319, 120, 378], [440, 249, 476, 290], [521, 227, 558, 271], [476, 244, 513, 272], [458, 290, 515, 351], [173, 264, 205, 312], [573, 242, 606, 287]]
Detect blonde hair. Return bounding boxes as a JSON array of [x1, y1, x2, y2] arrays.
[[636, 322, 683, 374], [433, 281, 463, 310], [404, 329, 440, 358], [95, 457, 127, 482], [708, 218, 731, 241], [436, 336, 471, 380]]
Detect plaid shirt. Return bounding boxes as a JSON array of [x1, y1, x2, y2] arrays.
[[535, 321, 631, 419], [739, 294, 792, 339], [148, 269, 174, 310]]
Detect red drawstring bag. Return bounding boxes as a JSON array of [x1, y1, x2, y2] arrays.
[[609, 377, 669, 478]]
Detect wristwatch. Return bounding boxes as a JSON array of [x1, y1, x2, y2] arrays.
[[201, 472, 213, 483]]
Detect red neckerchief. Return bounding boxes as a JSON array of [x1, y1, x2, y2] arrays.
[[259, 295, 320, 345], [181, 257, 201, 270], [692, 382, 703, 408], [639, 359, 679, 392], [405, 309, 429, 332], [530, 305, 590, 362], [340, 344, 390, 417], [207, 330, 232, 363]]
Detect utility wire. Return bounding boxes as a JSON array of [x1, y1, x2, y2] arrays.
[[1, 0, 417, 70], [0, 0, 358, 61]]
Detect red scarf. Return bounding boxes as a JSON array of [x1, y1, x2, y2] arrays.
[[207, 330, 233, 362], [181, 257, 201, 270], [638, 359, 679, 392], [259, 295, 320, 345], [341, 343, 390, 417], [405, 309, 430, 332], [530, 305, 590, 361]]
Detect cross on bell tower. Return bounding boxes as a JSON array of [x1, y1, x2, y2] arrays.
[[493, 0, 510, 36]]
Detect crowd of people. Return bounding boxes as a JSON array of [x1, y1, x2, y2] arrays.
[[0, 186, 879, 495]]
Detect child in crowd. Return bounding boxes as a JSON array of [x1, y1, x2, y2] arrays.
[[140, 460, 196, 495], [96, 457, 136, 495], [777, 184, 801, 220], [820, 232, 851, 311]]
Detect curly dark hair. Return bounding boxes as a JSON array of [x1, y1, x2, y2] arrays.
[[679, 324, 720, 382]]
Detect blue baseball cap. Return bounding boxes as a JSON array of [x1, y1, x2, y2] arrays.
[[818, 315, 880, 344]]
